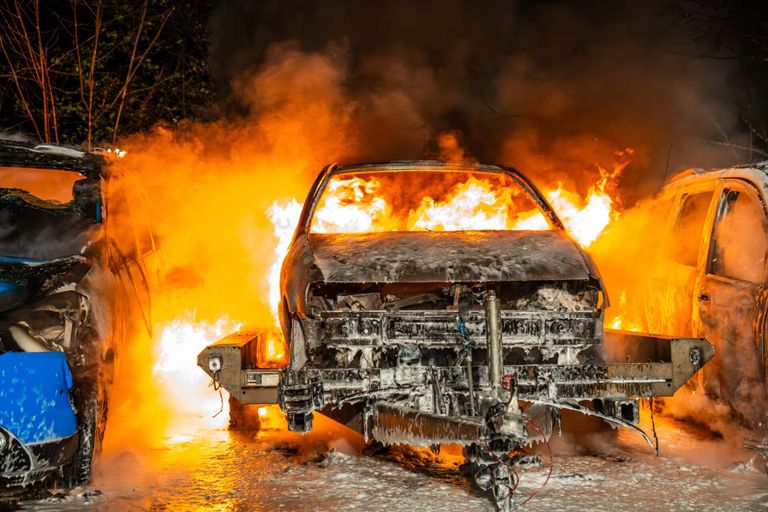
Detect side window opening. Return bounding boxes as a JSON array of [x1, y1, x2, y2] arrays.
[[669, 190, 714, 267], [708, 188, 767, 284]]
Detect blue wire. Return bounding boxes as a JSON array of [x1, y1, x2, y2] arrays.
[[455, 315, 472, 354]]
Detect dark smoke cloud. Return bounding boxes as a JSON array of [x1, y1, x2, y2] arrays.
[[209, 0, 751, 203]]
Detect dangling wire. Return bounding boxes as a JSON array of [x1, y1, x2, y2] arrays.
[[455, 314, 474, 361], [455, 314, 476, 416], [520, 418, 554, 506], [209, 370, 224, 418], [482, 440, 520, 502]]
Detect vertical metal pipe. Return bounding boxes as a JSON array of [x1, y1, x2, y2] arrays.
[[466, 355, 476, 416], [485, 292, 503, 389]]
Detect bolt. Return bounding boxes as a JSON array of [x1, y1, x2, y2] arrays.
[[689, 347, 702, 368]]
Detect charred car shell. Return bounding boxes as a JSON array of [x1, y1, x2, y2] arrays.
[[200, 161, 714, 510], [0, 141, 113, 492]]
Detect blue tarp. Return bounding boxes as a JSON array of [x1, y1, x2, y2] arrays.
[[0, 352, 77, 444]]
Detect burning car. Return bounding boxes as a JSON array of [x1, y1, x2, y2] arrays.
[[199, 161, 714, 509], [607, 162, 768, 426], [0, 140, 146, 493]]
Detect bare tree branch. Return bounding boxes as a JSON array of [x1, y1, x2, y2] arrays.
[[0, 32, 41, 140], [34, 0, 58, 143], [0, 2, 42, 140], [86, 0, 102, 150], [708, 139, 768, 158], [112, 2, 172, 143]]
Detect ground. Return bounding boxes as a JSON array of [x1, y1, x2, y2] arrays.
[[16, 409, 768, 512]]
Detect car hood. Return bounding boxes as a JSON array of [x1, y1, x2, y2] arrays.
[[308, 230, 592, 283]]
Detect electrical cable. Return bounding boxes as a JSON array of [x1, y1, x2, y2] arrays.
[[210, 370, 224, 418], [520, 417, 554, 506], [455, 314, 476, 416]]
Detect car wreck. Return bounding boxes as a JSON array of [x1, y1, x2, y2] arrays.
[[199, 161, 715, 510], [640, 162, 768, 424], [591, 161, 768, 466], [0, 141, 143, 494]]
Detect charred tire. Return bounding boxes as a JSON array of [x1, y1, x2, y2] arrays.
[[61, 373, 108, 488]]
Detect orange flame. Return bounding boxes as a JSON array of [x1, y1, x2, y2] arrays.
[[106, 122, 629, 450], [543, 179, 616, 247], [267, 199, 303, 323], [608, 291, 642, 331], [310, 177, 395, 233], [304, 165, 626, 248], [261, 331, 288, 367], [152, 316, 241, 428], [409, 177, 513, 231]]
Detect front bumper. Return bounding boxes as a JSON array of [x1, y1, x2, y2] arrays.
[[199, 324, 714, 442], [0, 428, 78, 489]]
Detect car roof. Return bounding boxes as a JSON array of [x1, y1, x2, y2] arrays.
[[662, 160, 768, 194], [0, 139, 103, 178], [333, 160, 508, 174]]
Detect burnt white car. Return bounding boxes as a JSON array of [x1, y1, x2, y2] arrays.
[[200, 161, 713, 510]]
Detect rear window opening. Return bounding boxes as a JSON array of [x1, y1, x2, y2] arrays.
[[0, 167, 82, 205]]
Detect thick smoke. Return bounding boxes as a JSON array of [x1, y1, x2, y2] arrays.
[[209, 0, 750, 201]]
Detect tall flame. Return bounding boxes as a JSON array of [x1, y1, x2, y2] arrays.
[[303, 167, 625, 248], [147, 200, 301, 432], [409, 177, 513, 231], [543, 179, 616, 247], [267, 199, 303, 323]]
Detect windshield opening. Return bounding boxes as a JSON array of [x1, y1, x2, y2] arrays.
[[309, 169, 553, 234]]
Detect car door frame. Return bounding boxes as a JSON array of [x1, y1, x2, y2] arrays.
[[694, 177, 768, 393], [645, 179, 718, 338]]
